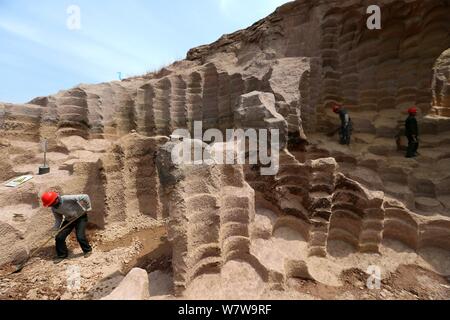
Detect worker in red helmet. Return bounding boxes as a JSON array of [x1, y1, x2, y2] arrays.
[[405, 107, 419, 158], [332, 104, 353, 145], [41, 192, 93, 261]]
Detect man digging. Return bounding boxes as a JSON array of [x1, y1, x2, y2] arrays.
[[328, 104, 353, 145], [41, 192, 93, 262], [405, 107, 420, 158]]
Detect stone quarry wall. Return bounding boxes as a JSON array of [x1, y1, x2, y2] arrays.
[[0, 62, 296, 141], [1, 1, 448, 143], [157, 143, 450, 295], [157, 141, 256, 295], [1, 0, 450, 287], [431, 48, 450, 117], [246, 150, 450, 255], [100, 134, 168, 223], [0, 140, 14, 182], [317, 1, 450, 114], [188, 0, 450, 133]]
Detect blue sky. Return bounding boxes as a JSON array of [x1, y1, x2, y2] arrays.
[[0, 0, 291, 103]]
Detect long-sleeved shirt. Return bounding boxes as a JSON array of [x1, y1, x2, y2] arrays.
[[52, 194, 92, 229], [405, 115, 419, 137]]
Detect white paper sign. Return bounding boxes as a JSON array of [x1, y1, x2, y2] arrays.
[[5, 175, 33, 188]]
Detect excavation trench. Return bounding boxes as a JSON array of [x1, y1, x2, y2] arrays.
[[98, 225, 171, 274]]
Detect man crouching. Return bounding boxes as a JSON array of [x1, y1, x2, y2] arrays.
[[41, 192, 93, 261]]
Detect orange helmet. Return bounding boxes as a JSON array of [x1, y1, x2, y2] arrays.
[[41, 192, 59, 207], [408, 107, 418, 115], [332, 105, 341, 113]]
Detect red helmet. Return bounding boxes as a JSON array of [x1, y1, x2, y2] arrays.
[[332, 105, 341, 113], [408, 107, 418, 115], [41, 192, 59, 207]]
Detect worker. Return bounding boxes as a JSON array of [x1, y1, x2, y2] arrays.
[[405, 107, 419, 158], [41, 192, 93, 261], [332, 105, 353, 145]]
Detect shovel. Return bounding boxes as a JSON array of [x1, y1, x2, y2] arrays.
[[4, 213, 87, 276], [1, 198, 90, 278]]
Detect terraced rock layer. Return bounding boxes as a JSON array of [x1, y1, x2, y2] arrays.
[[0, 0, 449, 299]]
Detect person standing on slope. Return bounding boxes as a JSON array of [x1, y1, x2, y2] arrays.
[[405, 107, 419, 158], [332, 105, 353, 145], [41, 192, 93, 261]]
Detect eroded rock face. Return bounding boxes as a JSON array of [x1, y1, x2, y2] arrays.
[[157, 140, 255, 295], [0, 139, 14, 182], [235, 91, 288, 144], [432, 49, 450, 117], [1, 1, 447, 147], [0, 222, 28, 267], [1, 1, 449, 138], [100, 133, 169, 223], [0, 0, 450, 299], [157, 146, 450, 295], [188, 0, 450, 120]]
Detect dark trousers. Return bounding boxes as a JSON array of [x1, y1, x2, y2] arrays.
[[339, 126, 352, 145], [406, 135, 419, 157], [55, 215, 92, 258]]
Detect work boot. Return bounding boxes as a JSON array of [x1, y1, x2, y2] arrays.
[[84, 250, 93, 259]]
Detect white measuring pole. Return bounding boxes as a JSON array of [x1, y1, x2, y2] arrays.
[[43, 139, 48, 167]]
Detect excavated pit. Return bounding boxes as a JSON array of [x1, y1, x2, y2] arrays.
[[98, 226, 171, 273], [1, 0, 450, 300]]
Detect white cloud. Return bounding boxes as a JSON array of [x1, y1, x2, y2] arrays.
[[0, 16, 147, 80], [0, 19, 46, 46]]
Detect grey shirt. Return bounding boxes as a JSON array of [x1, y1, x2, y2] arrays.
[[338, 109, 350, 128], [52, 194, 92, 229]]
